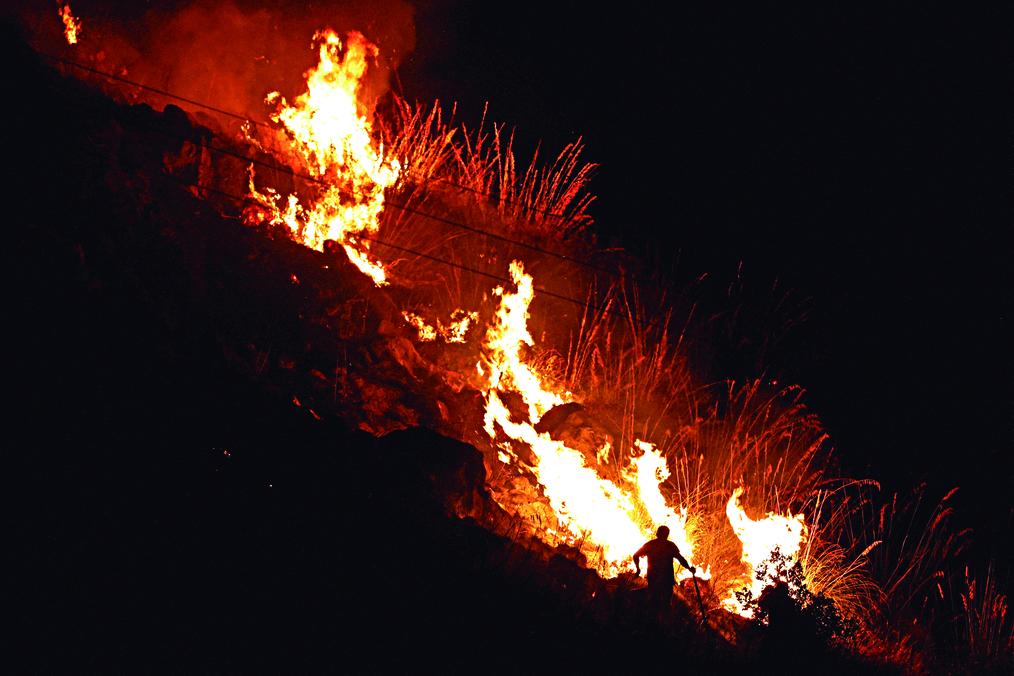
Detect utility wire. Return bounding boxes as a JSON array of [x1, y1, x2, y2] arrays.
[[177, 179, 620, 317], [41, 52, 273, 128], [38, 49, 640, 282]]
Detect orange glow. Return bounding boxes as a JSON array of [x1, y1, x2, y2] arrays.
[[402, 311, 437, 341], [723, 487, 808, 616], [439, 309, 480, 343], [480, 261, 702, 578], [402, 309, 479, 344], [246, 30, 399, 285], [625, 440, 696, 574], [58, 4, 81, 45]]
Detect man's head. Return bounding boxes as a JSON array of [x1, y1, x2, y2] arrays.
[[656, 525, 670, 540]]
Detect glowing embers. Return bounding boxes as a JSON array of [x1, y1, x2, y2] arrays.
[[480, 260, 698, 577], [58, 3, 81, 45], [245, 30, 400, 285], [402, 309, 479, 343], [723, 487, 808, 616]]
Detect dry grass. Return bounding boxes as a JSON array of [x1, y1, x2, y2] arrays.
[[951, 562, 1014, 669], [367, 89, 1009, 670], [379, 96, 597, 242], [549, 277, 887, 614], [864, 484, 971, 622]]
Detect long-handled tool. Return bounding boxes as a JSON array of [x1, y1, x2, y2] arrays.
[[691, 571, 708, 623]]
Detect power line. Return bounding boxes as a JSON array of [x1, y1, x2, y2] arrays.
[[41, 52, 273, 128], [43, 49, 579, 224], [38, 49, 640, 282], [426, 175, 579, 224], [176, 179, 621, 317], [38, 37, 631, 317], [385, 199, 618, 278]]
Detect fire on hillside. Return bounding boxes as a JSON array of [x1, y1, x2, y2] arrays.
[[21, 4, 1009, 671], [38, 9, 836, 621], [232, 26, 816, 615]]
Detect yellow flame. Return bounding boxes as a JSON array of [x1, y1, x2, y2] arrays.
[[722, 487, 808, 616], [402, 311, 437, 342], [58, 4, 81, 45], [480, 260, 700, 578], [440, 309, 480, 343], [483, 261, 564, 422], [246, 30, 399, 285], [402, 309, 479, 344], [625, 440, 697, 574]]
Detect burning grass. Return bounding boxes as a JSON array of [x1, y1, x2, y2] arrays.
[[244, 31, 1007, 667], [379, 97, 596, 242], [367, 92, 1009, 669]]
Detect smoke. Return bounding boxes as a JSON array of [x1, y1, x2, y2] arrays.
[[20, 0, 416, 127]]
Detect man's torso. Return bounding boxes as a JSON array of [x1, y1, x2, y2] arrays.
[[642, 539, 678, 583]]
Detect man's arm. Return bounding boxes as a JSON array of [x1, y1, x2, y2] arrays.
[[632, 545, 647, 575], [674, 545, 696, 574]]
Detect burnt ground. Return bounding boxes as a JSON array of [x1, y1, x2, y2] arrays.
[[7, 24, 910, 674]]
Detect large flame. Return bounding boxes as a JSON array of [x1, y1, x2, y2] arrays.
[[723, 486, 808, 615], [624, 440, 695, 560], [246, 30, 399, 285], [241, 29, 699, 581], [480, 261, 700, 578], [58, 3, 81, 45]]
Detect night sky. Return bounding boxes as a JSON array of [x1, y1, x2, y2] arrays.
[[399, 2, 1011, 553]]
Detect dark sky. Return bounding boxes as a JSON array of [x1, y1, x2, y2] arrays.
[[398, 3, 1011, 538]]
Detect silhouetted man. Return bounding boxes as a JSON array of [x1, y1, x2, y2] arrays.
[[633, 526, 695, 615]]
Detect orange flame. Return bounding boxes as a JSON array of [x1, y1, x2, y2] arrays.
[[723, 487, 808, 616], [402, 311, 437, 341], [624, 440, 696, 566], [480, 261, 702, 578], [246, 30, 399, 285], [58, 3, 81, 45], [403, 309, 480, 343], [440, 309, 480, 343]]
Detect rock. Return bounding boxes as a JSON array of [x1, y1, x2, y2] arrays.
[[535, 403, 616, 466], [534, 402, 584, 435], [378, 427, 491, 520]]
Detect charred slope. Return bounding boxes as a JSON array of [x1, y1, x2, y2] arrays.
[[7, 26, 900, 674]]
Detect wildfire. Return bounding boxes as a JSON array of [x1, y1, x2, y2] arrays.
[[41, 8, 970, 649], [242, 31, 702, 581], [58, 3, 81, 45], [237, 27, 812, 608], [480, 261, 700, 578], [723, 486, 808, 615], [402, 309, 479, 343], [246, 30, 399, 285]]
